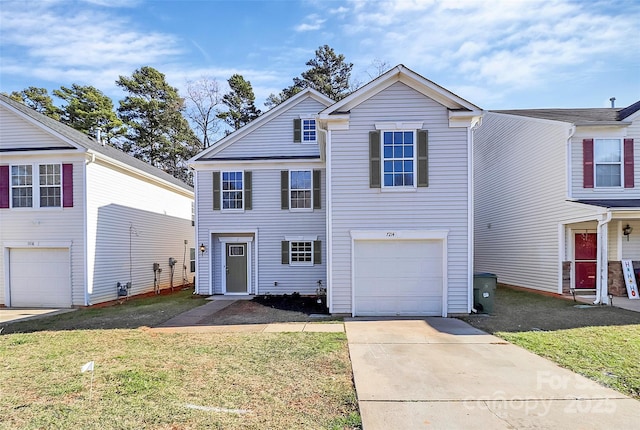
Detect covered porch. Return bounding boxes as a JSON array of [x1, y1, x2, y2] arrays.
[[561, 200, 640, 305]]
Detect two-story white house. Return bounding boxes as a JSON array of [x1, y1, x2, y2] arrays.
[[190, 65, 482, 316], [475, 101, 640, 305], [0, 94, 195, 308]]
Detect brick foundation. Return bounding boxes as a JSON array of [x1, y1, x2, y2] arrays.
[[607, 261, 633, 297], [562, 261, 571, 294]]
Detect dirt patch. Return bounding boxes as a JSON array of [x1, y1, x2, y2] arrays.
[[197, 296, 335, 325], [458, 285, 640, 333]]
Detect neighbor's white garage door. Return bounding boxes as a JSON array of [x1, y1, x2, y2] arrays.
[[353, 240, 443, 316], [9, 248, 72, 307]]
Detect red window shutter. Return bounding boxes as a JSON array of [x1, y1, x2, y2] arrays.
[[0, 165, 9, 208], [583, 139, 594, 188], [624, 138, 634, 188], [62, 163, 74, 207]]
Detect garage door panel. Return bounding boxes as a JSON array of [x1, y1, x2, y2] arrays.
[[354, 239, 444, 316], [9, 248, 72, 308]]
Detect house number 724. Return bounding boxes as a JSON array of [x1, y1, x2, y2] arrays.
[[386, 232, 396, 237]]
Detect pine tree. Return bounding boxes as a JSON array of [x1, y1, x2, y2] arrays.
[[116, 66, 199, 183], [218, 74, 261, 132]]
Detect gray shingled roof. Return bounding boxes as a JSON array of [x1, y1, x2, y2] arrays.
[[494, 100, 640, 125], [0, 94, 192, 192]]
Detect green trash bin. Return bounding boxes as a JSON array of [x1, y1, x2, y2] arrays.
[[473, 273, 497, 314]]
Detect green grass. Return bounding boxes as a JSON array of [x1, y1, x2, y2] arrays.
[[498, 325, 640, 400], [0, 291, 360, 429], [0, 289, 208, 334]]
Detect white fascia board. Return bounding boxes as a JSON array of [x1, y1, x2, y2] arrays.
[[189, 159, 324, 171], [448, 111, 484, 128]]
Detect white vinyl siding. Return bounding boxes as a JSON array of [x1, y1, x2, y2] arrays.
[[0, 107, 75, 151], [213, 98, 325, 159], [195, 167, 326, 296], [474, 112, 600, 294], [571, 125, 640, 199], [329, 82, 470, 314], [85, 160, 194, 304], [0, 157, 85, 306]]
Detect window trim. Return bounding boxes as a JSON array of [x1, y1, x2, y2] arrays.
[[221, 170, 245, 211], [380, 130, 417, 189], [10, 163, 64, 209], [285, 235, 318, 267], [301, 117, 317, 144], [594, 138, 623, 188], [289, 169, 313, 211]]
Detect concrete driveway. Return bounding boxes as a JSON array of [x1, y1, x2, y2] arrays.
[[345, 318, 639, 429], [0, 308, 75, 325]]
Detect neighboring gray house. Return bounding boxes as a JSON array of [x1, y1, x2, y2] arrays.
[[0, 94, 195, 308], [475, 101, 640, 305], [190, 65, 482, 316]]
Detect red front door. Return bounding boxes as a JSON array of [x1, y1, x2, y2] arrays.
[[575, 233, 597, 289]]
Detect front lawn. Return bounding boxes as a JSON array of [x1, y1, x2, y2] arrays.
[[460, 286, 640, 400], [499, 325, 640, 399], [0, 292, 360, 429]]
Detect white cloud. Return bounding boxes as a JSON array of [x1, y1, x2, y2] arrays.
[[0, 1, 182, 94], [342, 0, 640, 102], [294, 14, 326, 32]]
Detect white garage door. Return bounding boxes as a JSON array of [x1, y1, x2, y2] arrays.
[[354, 240, 444, 316], [9, 248, 72, 307]]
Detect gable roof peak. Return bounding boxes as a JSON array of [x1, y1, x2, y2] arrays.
[[321, 63, 481, 116]]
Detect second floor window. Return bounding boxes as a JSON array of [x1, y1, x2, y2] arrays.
[[222, 171, 243, 209], [383, 131, 414, 187], [39, 164, 61, 207], [302, 119, 316, 143], [595, 139, 622, 187], [290, 170, 312, 209], [11, 165, 33, 207], [11, 163, 61, 208]]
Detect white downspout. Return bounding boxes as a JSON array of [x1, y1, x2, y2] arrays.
[[317, 126, 332, 313], [84, 152, 96, 306], [594, 211, 612, 305]]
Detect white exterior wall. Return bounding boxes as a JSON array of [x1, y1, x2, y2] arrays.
[[329, 82, 471, 314], [571, 117, 640, 200], [0, 154, 86, 306], [214, 98, 326, 159], [474, 112, 597, 293], [85, 160, 194, 304], [194, 165, 326, 295]]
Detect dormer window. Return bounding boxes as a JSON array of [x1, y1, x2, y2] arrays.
[[302, 119, 316, 143], [293, 118, 317, 144]]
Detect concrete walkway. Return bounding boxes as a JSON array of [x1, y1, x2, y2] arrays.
[[154, 299, 344, 333], [345, 318, 639, 430], [0, 308, 75, 324]]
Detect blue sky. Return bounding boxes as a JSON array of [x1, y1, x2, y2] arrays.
[[1, 0, 639, 111]]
